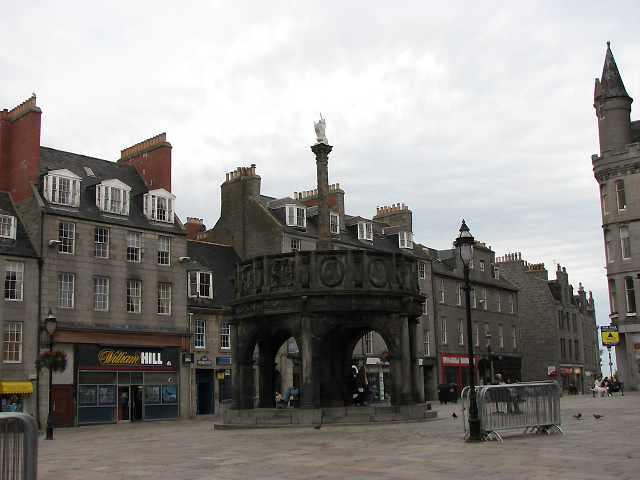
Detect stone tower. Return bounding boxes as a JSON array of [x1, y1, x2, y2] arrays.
[[592, 42, 640, 391]]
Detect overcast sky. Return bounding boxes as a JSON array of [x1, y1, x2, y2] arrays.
[[3, 1, 639, 372]]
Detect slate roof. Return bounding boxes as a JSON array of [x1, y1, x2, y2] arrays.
[[186, 240, 241, 309], [264, 201, 429, 261], [631, 120, 640, 144], [0, 192, 38, 258], [39, 147, 184, 235], [601, 43, 631, 100]]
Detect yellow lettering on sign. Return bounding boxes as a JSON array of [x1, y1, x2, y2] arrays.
[[98, 349, 141, 365]]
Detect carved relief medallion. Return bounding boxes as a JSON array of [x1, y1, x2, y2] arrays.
[[319, 256, 344, 287], [368, 258, 388, 287]]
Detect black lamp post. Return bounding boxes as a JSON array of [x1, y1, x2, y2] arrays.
[[44, 308, 57, 440], [486, 332, 494, 381], [454, 220, 481, 441]]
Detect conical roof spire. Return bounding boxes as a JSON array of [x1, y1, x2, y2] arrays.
[[600, 41, 631, 100]]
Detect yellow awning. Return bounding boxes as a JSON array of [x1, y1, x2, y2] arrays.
[[0, 381, 34, 394]]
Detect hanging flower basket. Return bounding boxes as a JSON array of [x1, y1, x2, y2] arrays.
[[36, 350, 68, 373], [379, 349, 390, 363]]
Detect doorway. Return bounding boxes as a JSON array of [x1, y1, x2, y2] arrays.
[[52, 386, 74, 427], [131, 385, 143, 421], [118, 386, 130, 421]]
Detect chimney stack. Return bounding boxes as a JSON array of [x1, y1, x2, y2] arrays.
[[119, 133, 172, 192]]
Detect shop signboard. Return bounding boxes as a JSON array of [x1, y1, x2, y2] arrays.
[[601, 325, 619, 347], [77, 344, 180, 370]]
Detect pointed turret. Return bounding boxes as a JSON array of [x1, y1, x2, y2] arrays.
[[600, 41, 631, 100], [594, 42, 633, 155]]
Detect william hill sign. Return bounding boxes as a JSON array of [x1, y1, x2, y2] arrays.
[[98, 349, 164, 366], [77, 344, 179, 369]]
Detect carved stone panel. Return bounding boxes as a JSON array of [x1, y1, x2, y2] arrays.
[[270, 259, 294, 290], [368, 258, 388, 287], [319, 256, 345, 287]]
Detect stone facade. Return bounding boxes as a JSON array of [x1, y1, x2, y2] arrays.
[[428, 241, 521, 387], [0, 192, 40, 416], [0, 95, 195, 427], [497, 255, 599, 393], [592, 43, 640, 390]]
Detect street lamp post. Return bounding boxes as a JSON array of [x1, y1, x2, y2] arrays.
[[454, 220, 481, 441], [486, 332, 494, 381], [44, 309, 57, 440]]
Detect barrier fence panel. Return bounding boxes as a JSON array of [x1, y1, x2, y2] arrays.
[[0, 413, 38, 480], [461, 381, 563, 441]]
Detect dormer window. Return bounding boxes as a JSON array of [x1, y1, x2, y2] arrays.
[[189, 271, 213, 298], [286, 205, 306, 228], [399, 231, 412, 249], [96, 179, 131, 215], [144, 189, 175, 223], [330, 212, 340, 234], [0, 215, 17, 239], [358, 221, 373, 241], [43, 169, 81, 207]]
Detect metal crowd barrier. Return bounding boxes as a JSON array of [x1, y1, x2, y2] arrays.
[[461, 381, 563, 441], [0, 413, 38, 480]]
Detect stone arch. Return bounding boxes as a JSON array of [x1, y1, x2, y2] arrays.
[[229, 250, 426, 412]]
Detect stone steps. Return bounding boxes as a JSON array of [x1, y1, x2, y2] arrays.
[[218, 403, 438, 429]]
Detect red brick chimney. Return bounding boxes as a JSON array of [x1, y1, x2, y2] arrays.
[[185, 217, 206, 240], [0, 95, 42, 201], [119, 133, 172, 192]]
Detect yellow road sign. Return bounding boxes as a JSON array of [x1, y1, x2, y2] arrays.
[[601, 326, 619, 346]]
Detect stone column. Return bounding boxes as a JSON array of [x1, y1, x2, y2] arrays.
[[300, 315, 319, 408], [311, 143, 333, 251], [409, 317, 424, 403], [229, 321, 242, 410], [400, 315, 415, 405]]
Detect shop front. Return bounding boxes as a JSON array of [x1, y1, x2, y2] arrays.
[[0, 381, 34, 413], [560, 365, 583, 394], [76, 344, 180, 425], [440, 354, 477, 391]]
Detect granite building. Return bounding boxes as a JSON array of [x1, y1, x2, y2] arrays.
[[497, 255, 599, 393], [0, 192, 39, 414], [426, 240, 521, 388], [592, 43, 640, 390], [0, 95, 191, 426]]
